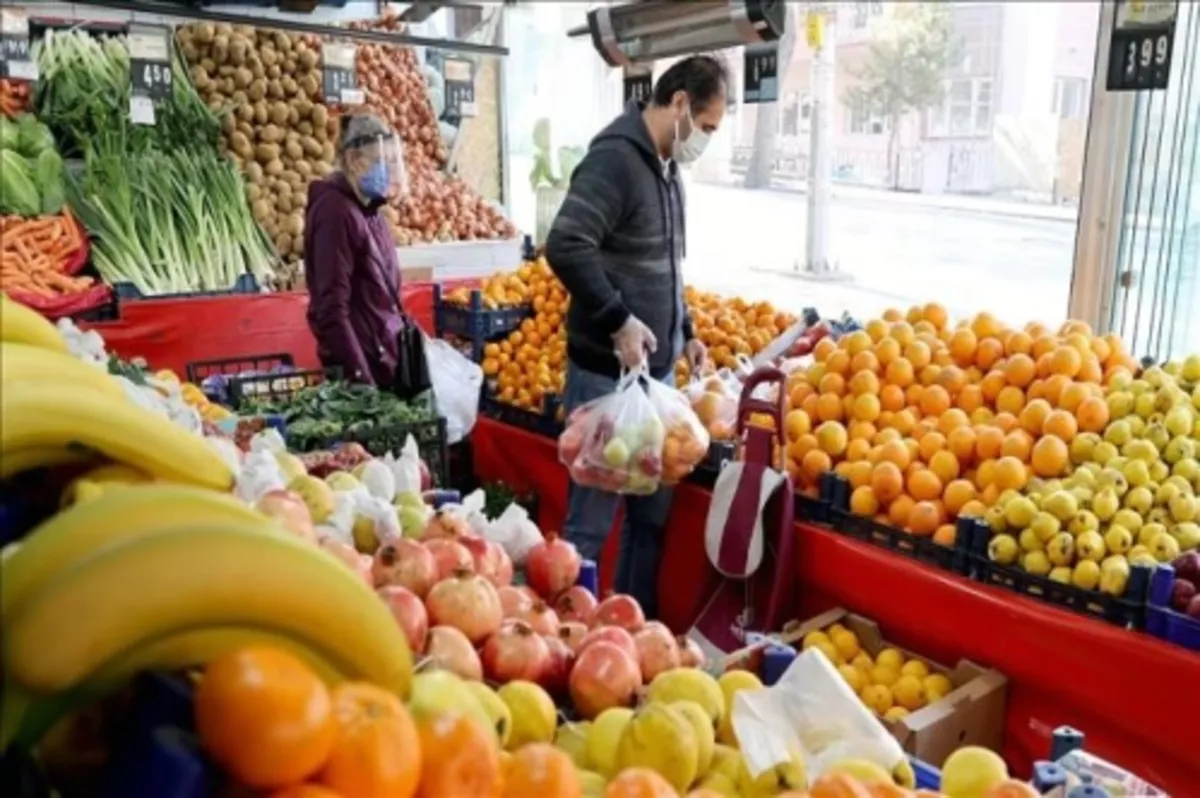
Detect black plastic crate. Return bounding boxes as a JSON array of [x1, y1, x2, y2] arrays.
[[339, 417, 450, 488], [185, 352, 295, 386], [818, 474, 967, 573], [688, 440, 737, 489], [434, 284, 531, 362], [226, 367, 340, 410], [960, 519, 1152, 628], [113, 273, 261, 302], [479, 386, 563, 437], [70, 296, 120, 323]]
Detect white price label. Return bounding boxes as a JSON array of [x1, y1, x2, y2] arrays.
[[0, 7, 29, 36], [459, 100, 478, 117], [127, 26, 169, 62], [6, 59, 36, 80], [339, 87, 365, 106], [129, 95, 156, 126], [322, 41, 356, 71]]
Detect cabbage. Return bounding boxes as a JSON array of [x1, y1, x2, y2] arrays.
[[15, 114, 55, 159], [0, 150, 40, 216], [0, 116, 18, 151], [35, 149, 65, 215]]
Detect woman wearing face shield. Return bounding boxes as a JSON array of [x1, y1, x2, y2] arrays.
[[304, 112, 408, 387], [544, 56, 729, 618]]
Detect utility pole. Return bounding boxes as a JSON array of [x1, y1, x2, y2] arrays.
[[799, 3, 844, 280]]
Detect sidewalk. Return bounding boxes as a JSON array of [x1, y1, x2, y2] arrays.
[[693, 174, 1080, 224]]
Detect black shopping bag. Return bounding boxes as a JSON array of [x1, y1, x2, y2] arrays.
[[392, 317, 432, 401]]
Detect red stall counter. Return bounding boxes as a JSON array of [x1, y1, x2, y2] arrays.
[[470, 417, 1199, 795]]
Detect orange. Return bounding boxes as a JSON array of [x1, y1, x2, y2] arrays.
[[850, 485, 880, 516], [1017, 399, 1052, 436], [850, 350, 880, 375], [850, 369, 881, 397], [875, 337, 902, 366], [880, 383, 906, 412], [1035, 352, 1054, 379], [1000, 430, 1033, 461], [318, 683, 420, 798], [935, 365, 967, 396], [904, 340, 932, 369], [808, 773, 873, 798], [889, 320, 915, 346], [956, 384, 984, 414], [932, 524, 957, 547], [994, 385, 1025, 415], [885, 358, 915, 388], [816, 393, 844, 422], [845, 459, 873, 487], [918, 363, 943, 387], [942, 479, 977, 516], [417, 713, 502, 798], [1077, 356, 1102, 383], [784, 410, 812, 441], [906, 384, 925, 408], [970, 312, 1003, 340], [993, 456, 1028, 491], [922, 302, 949, 329], [917, 431, 946, 462], [878, 439, 911, 469], [501, 744, 581, 798], [888, 494, 916, 527], [992, 412, 1018, 433], [882, 307, 904, 322], [826, 349, 851, 376], [1005, 330, 1032, 356], [270, 787, 344, 798], [875, 427, 902, 445], [849, 420, 878, 441], [936, 408, 969, 437], [871, 461, 904, 504], [975, 458, 998, 489], [1004, 354, 1036, 388], [890, 408, 917, 436], [928, 450, 961, 484], [1031, 334, 1058, 360], [1041, 374, 1070, 406], [195, 647, 336, 790], [1076, 395, 1109, 433], [813, 337, 837, 362], [974, 338, 1004, 371], [1042, 409, 1077, 441], [603, 767, 678, 798], [908, 501, 941, 536], [1031, 434, 1069, 477], [918, 385, 950, 417], [970, 407, 995, 426], [865, 318, 889, 342], [802, 449, 833, 482], [907, 469, 943, 502], [979, 370, 1007, 402], [948, 328, 977, 366], [946, 426, 977, 464]]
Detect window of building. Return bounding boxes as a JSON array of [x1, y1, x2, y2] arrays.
[[1053, 77, 1089, 119], [928, 77, 993, 137], [847, 97, 887, 135]]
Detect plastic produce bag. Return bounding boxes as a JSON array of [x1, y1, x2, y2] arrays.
[[683, 371, 739, 442], [249, 427, 287, 455], [384, 435, 423, 496], [352, 492, 403, 549], [646, 379, 711, 485], [557, 368, 664, 495], [425, 335, 483, 444], [733, 648, 908, 781], [487, 502, 543, 566], [234, 449, 285, 505]]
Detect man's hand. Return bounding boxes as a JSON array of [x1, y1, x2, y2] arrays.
[[685, 338, 708, 374], [613, 316, 657, 369]]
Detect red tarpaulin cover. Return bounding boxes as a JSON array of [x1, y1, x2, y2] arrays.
[[472, 416, 1199, 794]]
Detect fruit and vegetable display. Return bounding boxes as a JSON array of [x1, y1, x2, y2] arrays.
[[0, 77, 30, 117], [1164, 550, 1200, 618]]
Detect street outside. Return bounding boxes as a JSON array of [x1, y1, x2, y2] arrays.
[[680, 179, 1079, 327]]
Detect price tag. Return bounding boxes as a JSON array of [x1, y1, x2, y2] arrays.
[[129, 94, 155, 126], [623, 65, 653, 105], [1107, 0, 1177, 91], [0, 7, 37, 82], [127, 25, 173, 101], [443, 57, 476, 118], [322, 41, 357, 105], [743, 43, 779, 104]]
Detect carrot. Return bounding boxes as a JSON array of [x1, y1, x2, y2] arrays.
[[0, 212, 90, 298]]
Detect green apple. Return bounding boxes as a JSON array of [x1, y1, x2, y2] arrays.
[[1124, 486, 1154, 516]]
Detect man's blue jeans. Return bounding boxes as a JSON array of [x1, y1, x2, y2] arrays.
[[562, 362, 674, 620]]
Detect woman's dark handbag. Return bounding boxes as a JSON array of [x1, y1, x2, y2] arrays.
[[392, 315, 432, 401]]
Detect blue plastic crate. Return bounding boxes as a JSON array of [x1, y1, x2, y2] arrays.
[[910, 755, 941, 789], [113, 273, 260, 302], [1145, 564, 1200, 651], [434, 284, 531, 362]]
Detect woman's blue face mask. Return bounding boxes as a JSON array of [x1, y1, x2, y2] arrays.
[[359, 160, 390, 200]]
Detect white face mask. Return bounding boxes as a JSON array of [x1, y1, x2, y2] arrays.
[[672, 107, 711, 164]]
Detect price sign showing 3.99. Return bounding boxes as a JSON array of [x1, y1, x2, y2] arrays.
[[1107, 0, 1178, 91], [128, 25, 173, 100]]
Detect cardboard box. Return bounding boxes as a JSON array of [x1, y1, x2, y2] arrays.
[[787, 608, 1008, 768]]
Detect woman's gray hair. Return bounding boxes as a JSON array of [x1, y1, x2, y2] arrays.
[[336, 112, 393, 165]]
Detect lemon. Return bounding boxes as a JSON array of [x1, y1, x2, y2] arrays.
[[830, 628, 861, 661], [672, 700, 715, 774], [614, 703, 698, 792], [875, 647, 905, 670], [870, 664, 901, 687], [860, 684, 894, 715], [497, 680, 556, 750], [737, 749, 806, 797], [891, 675, 928, 711], [801, 630, 831, 650], [923, 673, 954, 702], [837, 664, 865, 693], [586, 707, 634, 777], [464, 681, 512, 747], [883, 706, 911, 722], [941, 746, 1008, 798], [899, 658, 930, 679], [716, 669, 763, 746]]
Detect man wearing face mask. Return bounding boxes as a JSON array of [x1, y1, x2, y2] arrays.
[[545, 55, 728, 618], [305, 112, 408, 388]]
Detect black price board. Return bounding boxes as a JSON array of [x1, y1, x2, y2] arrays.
[[623, 65, 653, 105], [0, 7, 36, 82], [128, 26, 172, 100], [743, 43, 779, 104], [1107, 0, 1178, 91], [443, 57, 476, 118], [322, 41, 362, 105]]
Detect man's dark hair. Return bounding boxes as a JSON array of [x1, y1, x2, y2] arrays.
[[651, 55, 728, 111]]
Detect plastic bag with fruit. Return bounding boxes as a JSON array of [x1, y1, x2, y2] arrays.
[[646, 379, 711, 485], [684, 371, 740, 442], [557, 367, 665, 495]]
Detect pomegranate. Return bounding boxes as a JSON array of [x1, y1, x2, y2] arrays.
[[255, 489, 316, 543], [481, 620, 551, 683], [459, 535, 512, 587], [418, 458, 432, 491], [577, 626, 638, 664], [540, 633, 574, 696], [678, 635, 707, 669], [371, 539, 437, 596], [377, 585, 428, 652], [633, 623, 681, 682], [526, 532, 582, 599], [592, 594, 645, 632], [493, 541, 514, 585], [354, 555, 374, 587], [425, 625, 482, 681], [319, 537, 360, 569], [424, 538, 474, 580], [425, 570, 503, 645], [557, 621, 589, 654], [498, 585, 534, 618], [510, 601, 560, 636], [569, 641, 641, 719], [420, 509, 469, 541], [553, 586, 598, 625]]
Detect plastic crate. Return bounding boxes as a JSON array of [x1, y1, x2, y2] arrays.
[[185, 352, 295, 386], [688, 440, 737, 488], [961, 519, 1152, 628], [113, 273, 261, 302], [479, 386, 563, 437], [1145, 564, 1200, 651], [910, 756, 941, 790], [226, 367, 340, 411], [339, 417, 450, 488], [433, 284, 531, 362], [821, 474, 968, 573]]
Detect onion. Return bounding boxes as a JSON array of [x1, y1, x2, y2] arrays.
[[377, 585, 428, 652], [553, 586, 598, 625], [371, 538, 437, 596], [425, 570, 502, 645], [525, 532, 583, 600], [569, 641, 641, 720], [510, 601, 560, 636], [480, 620, 551, 684], [425, 625, 482, 681]]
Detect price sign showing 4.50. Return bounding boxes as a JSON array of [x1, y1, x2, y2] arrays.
[[1107, 0, 1178, 91], [128, 25, 173, 100]]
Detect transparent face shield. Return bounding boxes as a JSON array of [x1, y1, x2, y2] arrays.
[[348, 133, 407, 200]]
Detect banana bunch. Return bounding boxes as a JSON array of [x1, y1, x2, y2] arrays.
[[0, 296, 236, 489], [1, 484, 413, 748]]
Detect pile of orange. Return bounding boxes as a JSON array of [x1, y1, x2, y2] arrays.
[[680, 287, 797, 380], [443, 269, 535, 310], [783, 305, 1139, 544]]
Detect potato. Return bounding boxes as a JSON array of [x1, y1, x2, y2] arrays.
[[284, 138, 304, 161], [294, 160, 313, 178], [273, 31, 292, 52], [233, 67, 253, 89], [261, 47, 278, 68], [320, 141, 335, 162], [276, 232, 293, 255], [311, 104, 329, 129], [259, 124, 282, 144], [252, 198, 273, 219], [245, 161, 264, 183], [254, 101, 269, 125], [276, 195, 293, 214], [229, 35, 250, 65], [229, 131, 253, 158], [300, 136, 323, 158], [267, 64, 281, 81], [264, 158, 286, 177], [284, 214, 305, 238], [299, 73, 320, 99], [297, 47, 317, 70], [281, 75, 298, 97], [212, 34, 229, 65], [247, 78, 266, 102], [217, 64, 234, 78], [297, 121, 313, 137], [255, 142, 281, 162]]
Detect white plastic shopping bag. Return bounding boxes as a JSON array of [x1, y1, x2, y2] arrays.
[[424, 336, 483, 444]]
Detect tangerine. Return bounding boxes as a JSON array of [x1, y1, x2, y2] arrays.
[[933, 524, 958, 547], [942, 479, 977, 516], [878, 439, 911, 469], [417, 713, 502, 798], [948, 328, 977, 366], [603, 767, 678, 798], [993, 456, 1028, 491], [1042, 409, 1078, 441], [1018, 399, 1052, 436], [885, 358, 915, 387], [1031, 434, 1069, 477], [1005, 330, 1033, 356], [917, 431, 947, 462], [1000, 430, 1033, 461], [802, 449, 833, 481], [908, 469, 943, 502], [501, 744, 581, 798], [995, 385, 1026, 415], [919, 385, 950, 417], [888, 494, 916, 527], [928, 450, 961, 484], [318, 683, 420, 798], [871, 461, 904, 503], [937, 408, 970, 436], [1004, 354, 1036, 388], [946, 426, 977, 463], [875, 337, 902, 366], [908, 501, 942, 536], [1076, 395, 1109, 433], [850, 485, 880, 516], [852, 393, 882, 422], [808, 772, 873, 798], [974, 338, 1005, 371], [816, 393, 844, 422]]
